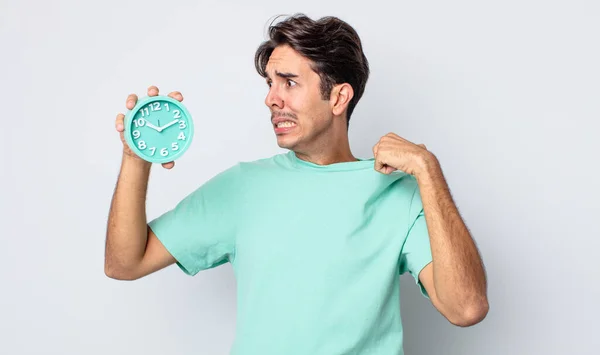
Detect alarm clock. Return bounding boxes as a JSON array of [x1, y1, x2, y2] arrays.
[[123, 95, 194, 163]]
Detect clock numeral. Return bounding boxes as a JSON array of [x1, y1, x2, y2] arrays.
[[164, 103, 170, 111], [134, 118, 145, 127], [178, 132, 186, 140], [160, 148, 169, 156], [173, 110, 181, 119], [140, 107, 150, 117], [150, 102, 161, 111], [137, 140, 147, 149], [149, 147, 156, 156], [132, 130, 141, 139], [179, 120, 186, 129], [171, 142, 179, 151]]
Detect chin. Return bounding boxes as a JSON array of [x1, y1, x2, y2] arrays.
[[275, 134, 300, 150], [276, 139, 295, 150]]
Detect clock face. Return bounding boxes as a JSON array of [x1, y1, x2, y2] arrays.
[[124, 96, 194, 163]]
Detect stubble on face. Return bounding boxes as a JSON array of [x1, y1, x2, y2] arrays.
[[264, 45, 334, 153]]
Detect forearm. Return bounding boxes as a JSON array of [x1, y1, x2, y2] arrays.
[[105, 155, 152, 276], [416, 154, 488, 319]]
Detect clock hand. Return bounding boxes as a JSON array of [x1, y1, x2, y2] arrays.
[[145, 122, 162, 132], [159, 119, 180, 130]]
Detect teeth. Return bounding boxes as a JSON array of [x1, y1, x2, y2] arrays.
[[277, 121, 296, 128]]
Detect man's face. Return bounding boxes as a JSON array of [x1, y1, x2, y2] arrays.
[[264, 44, 334, 151]]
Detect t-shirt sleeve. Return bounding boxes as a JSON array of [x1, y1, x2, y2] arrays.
[[148, 164, 240, 276], [399, 181, 433, 298]]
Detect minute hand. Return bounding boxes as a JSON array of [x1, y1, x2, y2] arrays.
[[159, 119, 180, 131]]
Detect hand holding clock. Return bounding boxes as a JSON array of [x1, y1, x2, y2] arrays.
[[115, 85, 192, 170]]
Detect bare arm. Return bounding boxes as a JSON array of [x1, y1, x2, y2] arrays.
[[104, 155, 175, 280], [104, 86, 183, 280], [415, 154, 489, 327], [372, 133, 488, 326]]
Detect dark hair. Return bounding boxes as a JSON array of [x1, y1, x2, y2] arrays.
[[254, 14, 370, 126]]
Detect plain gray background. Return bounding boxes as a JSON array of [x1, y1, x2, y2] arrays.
[[1, 0, 598, 354]]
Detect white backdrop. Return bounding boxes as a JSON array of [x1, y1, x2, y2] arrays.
[[1, 0, 599, 354]]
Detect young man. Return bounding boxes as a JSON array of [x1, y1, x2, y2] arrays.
[[106, 14, 488, 355]]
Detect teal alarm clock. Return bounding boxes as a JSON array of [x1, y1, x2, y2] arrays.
[[124, 95, 194, 163]]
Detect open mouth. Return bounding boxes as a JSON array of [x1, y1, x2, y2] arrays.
[[275, 121, 297, 129]]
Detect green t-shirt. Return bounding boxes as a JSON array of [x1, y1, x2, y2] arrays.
[[148, 150, 433, 355]]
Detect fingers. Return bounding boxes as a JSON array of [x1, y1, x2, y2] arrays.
[[148, 85, 159, 96], [384, 132, 403, 141], [162, 161, 175, 169], [168, 91, 183, 102], [127, 87, 182, 110], [125, 94, 138, 110], [115, 113, 125, 132], [374, 160, 394, 175]]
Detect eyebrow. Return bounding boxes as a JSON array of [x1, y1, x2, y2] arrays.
[[266, 70, 299, 80]]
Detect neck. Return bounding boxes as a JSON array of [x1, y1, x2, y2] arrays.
[[288, 113, 359, 165], [293, 135, 357, 166]]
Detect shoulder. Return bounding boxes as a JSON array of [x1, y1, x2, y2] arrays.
[[231, 152, 293, 180], [238, 152, 290, 170], [381, 173, 422, 220], [193, 152, 287, 193], [205, 152, 284, 178], [385, 172, 420, 199], [397, 174, 423, 219]]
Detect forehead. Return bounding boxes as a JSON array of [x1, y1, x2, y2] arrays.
[[265, 44, 313, 76]]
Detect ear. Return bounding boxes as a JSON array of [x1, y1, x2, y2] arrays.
[[330, 83, 354, 116]]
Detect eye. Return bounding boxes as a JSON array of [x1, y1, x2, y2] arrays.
[[287, 79, 297, 87]]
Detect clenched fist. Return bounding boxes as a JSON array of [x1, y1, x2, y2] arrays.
[[372, 132, 434, 176]]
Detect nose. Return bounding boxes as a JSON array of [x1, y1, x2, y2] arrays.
[[265, 85, 283, 109]]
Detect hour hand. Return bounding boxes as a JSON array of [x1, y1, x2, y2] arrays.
[[145, 122, 162, 132]]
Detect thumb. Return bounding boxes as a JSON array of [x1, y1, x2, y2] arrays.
[[374, 156, 392, 174]]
